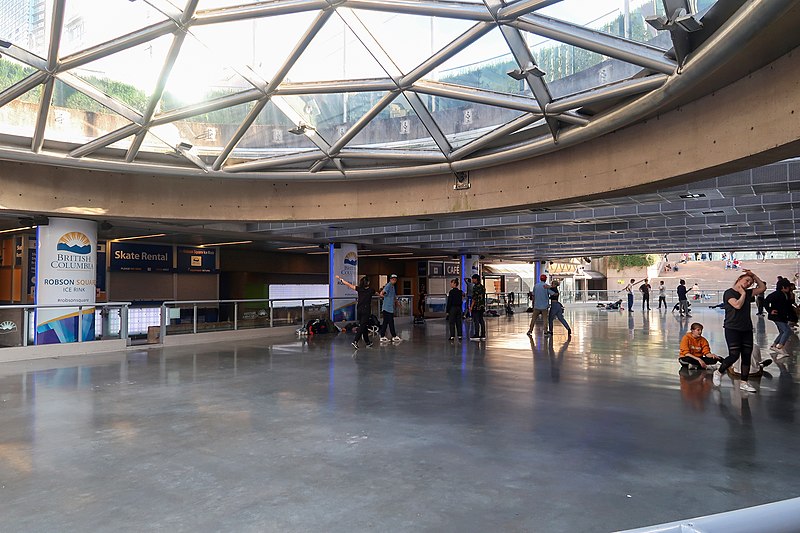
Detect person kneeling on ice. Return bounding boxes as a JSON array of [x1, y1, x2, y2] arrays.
[[678, 323, 723, 370]]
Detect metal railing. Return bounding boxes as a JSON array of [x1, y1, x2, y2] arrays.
[[159, 295, 414, 340], [560, 289, 728, 305], [422, 290, 732, 312], [0, 302, 131, 347], [422, 292, 514, 314]]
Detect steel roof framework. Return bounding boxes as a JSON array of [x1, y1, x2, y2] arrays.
[[0, 0, 690, 179]]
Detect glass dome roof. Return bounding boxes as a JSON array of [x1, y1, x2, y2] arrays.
[[0, 0, 716, 179]]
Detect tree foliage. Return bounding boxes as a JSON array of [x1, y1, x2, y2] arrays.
[[607, 254, 657, 271]]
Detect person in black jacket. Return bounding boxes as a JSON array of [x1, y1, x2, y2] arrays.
[[336, 275, 375, 349], [446, 278, 464, 341], [765, 277, 796, 357]]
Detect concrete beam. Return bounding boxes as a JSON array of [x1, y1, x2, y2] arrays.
[[0, 47, 798, 222]]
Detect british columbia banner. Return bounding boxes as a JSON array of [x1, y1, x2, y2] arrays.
[[330, 243, 358, 321], [35, 218, 97, 344]]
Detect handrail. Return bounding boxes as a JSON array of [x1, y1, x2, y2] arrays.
[[0, 301, 132, 310], [0, 302, 132, 347], [159, 295, 414, 341]]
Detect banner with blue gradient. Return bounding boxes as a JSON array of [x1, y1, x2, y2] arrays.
[[330, 243, 358, 321], [35, 218, 97, 344]]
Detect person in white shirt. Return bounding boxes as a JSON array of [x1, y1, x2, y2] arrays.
[[658, 280, 667, 310]]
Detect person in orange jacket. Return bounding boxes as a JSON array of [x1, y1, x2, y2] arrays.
[[678, 323, 724, 370]]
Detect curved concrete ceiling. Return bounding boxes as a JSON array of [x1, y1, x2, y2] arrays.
[[0, 0, 796, 183]]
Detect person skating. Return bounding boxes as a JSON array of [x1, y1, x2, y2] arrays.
[[527, 274, 551, 335], [547, 280, 571, 336], [640, 279, 651, 311], [676, 279, 692, 317], [446, 278, 464, 341], [712, 270, 767, 393], [623, 278, 635, 312], [658, 280, 667, 310], [469, 274, 486, 341], [765, 277, 796, 358], [336, 274, 375, 349], [378, 274, 401, 343]]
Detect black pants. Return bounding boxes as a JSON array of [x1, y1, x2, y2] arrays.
[[448, 309, 463, 338], [658, 296, 667, 309], [642, 294, 650, 309], [719, 328, 753, 382], [679, 355, 718, 367], [379, 311, 396, 338], [355, 311, 371, 345], [757, 297, 765, 314], [471, 310, 485, 337]]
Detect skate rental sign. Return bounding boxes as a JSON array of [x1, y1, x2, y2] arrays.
[[35, 217, 98, 344]]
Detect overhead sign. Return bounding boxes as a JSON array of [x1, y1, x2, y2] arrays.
[[110, 242, 173, 272], [428, 261, 444, 276], [35, 217, 97, 344], [177, 246, 217, 273], [445, 262, 461, 277]]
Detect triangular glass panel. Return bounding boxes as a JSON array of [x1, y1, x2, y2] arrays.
[[275, 91, 396, 146], [347, 94, 440, 151], [421, 95, 528, 149], [536, 1, 671, 49], [0, 56, 38, 93], [60, 0, 168, 57], [160, 32, 253, 112], [70, 34, 173, 114], [427, 28, 528, 96], [232, 99, 321, 160], [0, 87, 42, 138], [197, 0, 264, 9], [524, 31, 647, 99], [167, 100, 256, 160], [0, 1, 51, 57], [45, 79, 134, 144], [188, 10, 318, 87], [283, 15, 388, 83], [349, 11, 475, 75], [140, 128, 176, 154]]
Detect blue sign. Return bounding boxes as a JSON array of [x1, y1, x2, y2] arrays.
[[110, 242, 172, 272], [177, 246, 217, 273]]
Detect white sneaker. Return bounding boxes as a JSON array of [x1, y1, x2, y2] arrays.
[[739, 381, 757, 393], [380, 337, 390, 343], [712, 370, 722, 387], [705, 363, 718, 371], [392, 336, 402, 342]]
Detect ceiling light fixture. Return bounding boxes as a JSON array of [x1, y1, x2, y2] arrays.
[[702, 210, 724, 215], [0, 225, 36, 235], [507, 63, 546, 80], [680, 193, 706, 199], [112, 233, 167, 242], [277, 245, 320, 250], [288, 124, 314, 136], [199, 240, 253, 247], [360, 252, 414, 257]]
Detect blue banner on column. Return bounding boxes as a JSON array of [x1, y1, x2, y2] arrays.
[[330, 243, 357, 321]]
